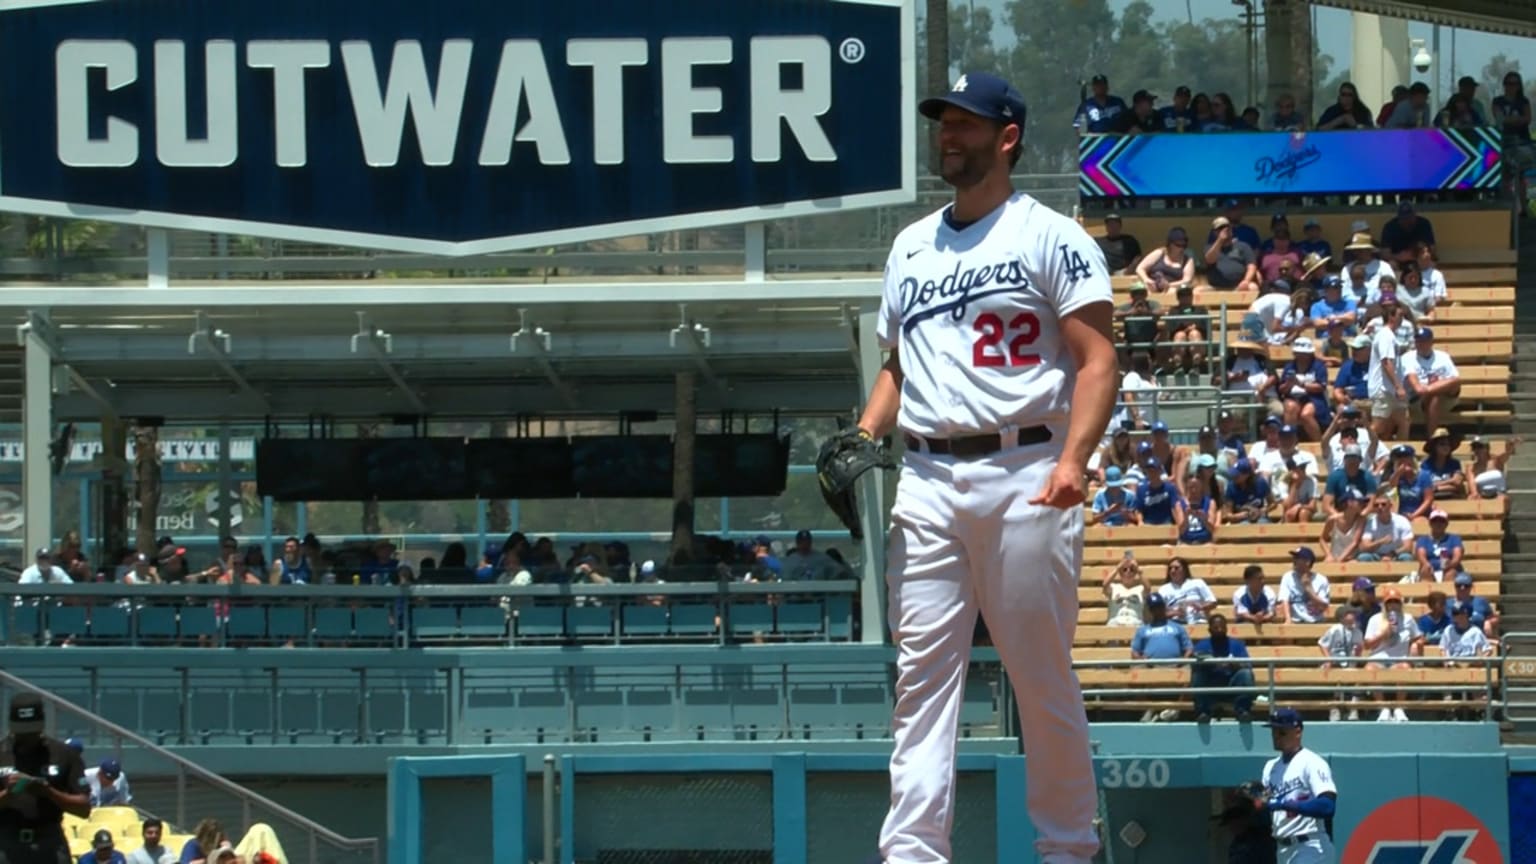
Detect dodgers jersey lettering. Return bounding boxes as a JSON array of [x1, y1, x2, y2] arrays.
[[1263, 748, 1337, 839], [876, 193, 1113, 439]]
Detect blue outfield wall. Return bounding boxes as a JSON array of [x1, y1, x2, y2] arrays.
[[387, 725, 1517, 864]]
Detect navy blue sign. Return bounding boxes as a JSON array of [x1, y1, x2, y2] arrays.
[[0, 0, 913, 254]]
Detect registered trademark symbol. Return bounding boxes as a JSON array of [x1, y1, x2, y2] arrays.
[[839, 38, 865, 63]]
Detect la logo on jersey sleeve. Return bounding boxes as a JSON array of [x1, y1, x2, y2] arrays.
[[1058, 243, 1093, 284]]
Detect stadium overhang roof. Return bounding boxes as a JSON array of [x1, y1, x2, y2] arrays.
[[1, 280, 884, 422], [1308, 0, 1536, 39]]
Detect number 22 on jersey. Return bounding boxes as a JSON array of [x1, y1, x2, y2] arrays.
[[972, 311, 1042, 368]]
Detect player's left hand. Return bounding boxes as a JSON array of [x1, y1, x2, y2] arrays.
[[1030, 462, 1087, 510]]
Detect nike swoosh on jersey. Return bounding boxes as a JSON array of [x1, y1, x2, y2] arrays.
[[906, 249, 923, 259]]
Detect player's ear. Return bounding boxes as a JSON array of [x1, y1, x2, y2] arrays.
[[998, 122, 1021, 158]]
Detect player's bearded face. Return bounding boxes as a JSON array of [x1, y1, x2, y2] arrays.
[[937, 112, 1006, 188]]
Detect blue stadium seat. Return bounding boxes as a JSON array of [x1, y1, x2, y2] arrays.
[[567, 605, 614, 640], [88, 604, 131, 640], [135, 606, 179, 640], [620, 605, 669, 638], [47, 604, 88, 639], [775, 603, 823, 637], [826, 595, 854, 641], [226, 607, 267, 640], [669, 604, 718, 638], [728, 603, 773, 637], [312, 607, 353, 640], [514, 607, 565, 641], [353, 607, 395, 642], [179, 606, 219, 639], [458, 606, 507, 641], [267, 606, 309, 642], [10, 601, 42, 641], [410, 607, 459, 641]]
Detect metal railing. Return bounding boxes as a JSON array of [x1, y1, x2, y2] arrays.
[[0, 668, 379, 864]]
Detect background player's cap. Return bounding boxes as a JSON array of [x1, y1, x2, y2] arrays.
[[1195, 454, 1217, 470], [919, 71, 1028, 129], [1167, 227, 1188, 244], [1391, 443, 1414, 457], [1342, 444, 1362, 459], [1128, 282, 1148, 295], [1459, 75, 1479, 89], [1211, 216, 1231, 230], [93, 829, 114, 851], [1352, 576, 1374, 591], [1150, 420, 1169, 433], [1174, 84, 1191, 97], [1136, 441, 1154, 455], [1341, 404, 1361, 416], [1198, 425, 1216, 438], [1264, 707, 1303, 729], [99, 757, 122, 779]]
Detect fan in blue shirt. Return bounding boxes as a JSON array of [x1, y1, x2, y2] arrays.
[[1386, 445, 1435, 518], [1333, 335, 1372, 401], [1092, 467, 1134, 526], [1131, 594, 1193, 659], [1133, 460, 1184, 526], [1075, 74, 1128, 133]]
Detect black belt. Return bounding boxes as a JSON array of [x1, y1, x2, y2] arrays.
[[903, 426, 1051, 459], [1, 825, 66, 845], [1278, 834, 1314, 847]]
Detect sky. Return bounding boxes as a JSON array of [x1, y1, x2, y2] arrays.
[[971, 0, 1536, 95]]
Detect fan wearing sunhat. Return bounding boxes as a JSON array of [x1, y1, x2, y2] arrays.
[[1342, 230, 1396, 295], [0, 693, 91, 862], [1421, 427, 1467, 500]]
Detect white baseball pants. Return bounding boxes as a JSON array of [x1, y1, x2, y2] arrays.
[[878, 442, 1099, 864], [1277, 834, 1335, 864]]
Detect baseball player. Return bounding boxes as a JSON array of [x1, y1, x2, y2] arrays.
[[1258, 708, 1338, 863], [848, 71, 1118, 864]]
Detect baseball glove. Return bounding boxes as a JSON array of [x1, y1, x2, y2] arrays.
[[816, 427, 898, 541], [1212, 780, 1268, 824]]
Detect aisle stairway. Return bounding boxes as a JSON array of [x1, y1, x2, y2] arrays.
[[1499, 227, 1536, 637]]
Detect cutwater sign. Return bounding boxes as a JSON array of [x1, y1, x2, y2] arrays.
[[0, 0, 914, 254]]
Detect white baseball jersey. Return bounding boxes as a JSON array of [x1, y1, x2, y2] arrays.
[[1157, 578, 1216, 624], [1262, 748, 1337, 840], [1402, 348, 1459, 387], [1366, 325, 1402, 397], [1440, 622, 1490, 658], [1278, 570, 1330, 622], [877, 193, 1113, 438]]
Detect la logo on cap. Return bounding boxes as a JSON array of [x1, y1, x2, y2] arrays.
[[953, 75, 969, 92]]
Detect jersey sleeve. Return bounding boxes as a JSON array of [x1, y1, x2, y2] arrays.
[[876, 247, 903, 351], [1307, 754, 1338, 796], [1039, 214, 1114, 320]]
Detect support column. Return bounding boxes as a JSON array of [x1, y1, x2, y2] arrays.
[[856, 309, 891, 645], [216, 422, 234, 542], [1351, 12, 1409, 110], [99, 417, 128, 559], [670, 372, 697, 567], [22, 330, 52, 557]]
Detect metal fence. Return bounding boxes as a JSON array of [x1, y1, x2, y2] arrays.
[[0, 667, 379, 864]]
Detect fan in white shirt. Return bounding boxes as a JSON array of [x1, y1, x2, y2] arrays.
[[1363, 588, 1423, 722], [1245, 288, 1310, 345], [1401, 327, 1461, 436], [1356, 497, 1417, 561], [17, 548, 73, 584], [1278, 549, 1330, 623]]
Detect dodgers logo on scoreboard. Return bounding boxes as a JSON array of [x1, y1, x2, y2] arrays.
[[1342, 796, 1502, 864], [0, 0, 915, 255]]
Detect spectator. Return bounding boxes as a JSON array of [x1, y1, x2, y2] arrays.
[[1090, 466, 1135, 527], [1191, 92, 1214, 127], [1386, 443, 1436, 521], [1367, 294, 1411, 441], [128, 818, 177, 864], [1074, 73, 1126, 133], [1308, 275, 1359, 338], [1259, 224, 1302, 283], [1232, 564, 1278, 625], [1318, 320, 1352, 367], [1395, 265, 1437, 322], [1318, 607, 1365, 721], [1113, 353, 1158, 430], [359, 540, 404, 586], [81, 829, 128, 864], [1406, 328, 1462, 436], [1441, 600, 1493, 662], [1413, 509, 1463, 584], [1102, 553, 1148, 627], [1279, 457, 1320, 524], [1363, 287, 1416, 353], [1449, 76, 1490, 123], [87, 757, 131, 806], [1222, 341, 1279, 415], [1200, 93, 1246, 132], [1320, 488, 1368, 562], [1204, 216, 1259, 291], [1413, 244, 1448, 304], [1436, 92, 1480, 129], [1135, 227, 1195, 293], [1452, 573, 1499, 637], [1321, 406, 1381, 474], [1322, 446, 1378, 517], [1385, 81, 1433, 129], [1278, 338, 1331, 440], [1357, 495, 1417, 562], [179, 819, 224, 864], [233, 823, 289, 864], [1376, 84, 1409, 127], [1256, 422, 1318, 491], [1159, 556, 1217, 624], [1242, 282, 1310, 345], [1270, 93, 1305, 130], [1223, 459, 1274, 524], [1294, 226, 1331, 267], [1316, 81, 1374, 129], [1096, 212, 1142, 275], [118, 553, 158, 585], [1115, 284, 1162, 359], [1133, 459, 1181, 526], [1191, 614, 1255, 723], [1131, 594, 1191, 723], [1470, 435, 1518, 499], [1492, 71, 1532, 148], [1345, 577, 1383, 627], [1343, 231, 1397, 294], [781, 530, 844, 581], [494, 548, 533, 586], [1177, 473, 1217, 546], [1158, 84, 1196, 131], [1363, 587, 1422, 722], [1216, 409, 1247, 454], [1245, 416, 1284, 467], [1278, 547, 1329, 624], [1116, 89, 1161, 135], [269, 536, 311, 585], [1094, 425, 1139, 485], [1343, 263, 1374, 307], [1162, 284, 1211, 373], [1418, 590, 1452, 641], [1148, 421, 1189, 479], [18, 547, 72, 584], [1421, 427, 1468, 500], [1331, 334, 1373, 415]]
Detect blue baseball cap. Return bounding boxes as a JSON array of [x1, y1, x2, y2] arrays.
[[1263, 415, 1282, 428], [1104, 466, 1125, 487], [1290, 546, 1316, 561], [1136, 441, 1154, 455], [1451, 600, 1473, 616], [1280, 424, 1298, 437], [1322, 275, 1343, 289], [64, 737, 83, 753], [919, 71, 1028, 129], [1233, 458, 1253, 473], [1415, 327, 1435, 340], [1144, 457, 1163, 470], [1150, 421, 1169, 434], [1146, 592, 1168, 608], [1265, 707, 1304, 729], [99, 758, 121, 778]]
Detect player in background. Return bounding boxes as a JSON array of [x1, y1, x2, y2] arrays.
[[1259, 708, 1338, 863], [857, 71, 1118, 864]]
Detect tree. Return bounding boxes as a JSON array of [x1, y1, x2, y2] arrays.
[[131, 423, 161, 555], [1482, 54, 1523, 98], [948, 3, 998, 74]]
